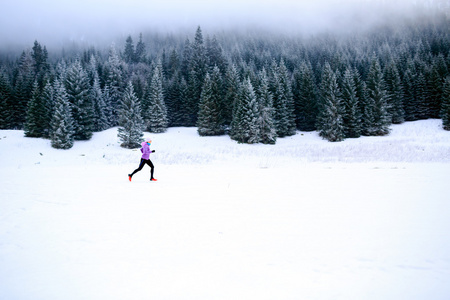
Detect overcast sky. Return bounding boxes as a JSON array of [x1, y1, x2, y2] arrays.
[[0, 0, 443, 49]]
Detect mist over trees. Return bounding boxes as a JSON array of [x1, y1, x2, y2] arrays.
[[0, 9, 449, 148]]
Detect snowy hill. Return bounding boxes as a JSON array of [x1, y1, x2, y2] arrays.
[[1, 119, 450, 300]]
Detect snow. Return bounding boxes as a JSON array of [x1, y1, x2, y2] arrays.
[[1, 119, 450, 300]]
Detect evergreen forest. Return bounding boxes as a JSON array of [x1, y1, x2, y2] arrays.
[[0, 10, 449, 148]]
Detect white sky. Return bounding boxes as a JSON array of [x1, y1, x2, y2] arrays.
[[0, 0, 442, 49]]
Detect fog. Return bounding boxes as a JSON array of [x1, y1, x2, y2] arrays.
[[0, 0, 447, 49]]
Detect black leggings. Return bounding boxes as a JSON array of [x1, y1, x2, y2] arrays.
[[131, 158, 154, 179]]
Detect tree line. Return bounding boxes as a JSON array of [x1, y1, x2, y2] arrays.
[[0, 12, 449, 149]]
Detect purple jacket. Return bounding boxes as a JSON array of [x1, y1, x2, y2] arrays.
[[140, 142, 151, 160]]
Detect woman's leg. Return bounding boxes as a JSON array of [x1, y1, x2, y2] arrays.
[[147, 159, 155, 180], [130, 159, 145, 177]]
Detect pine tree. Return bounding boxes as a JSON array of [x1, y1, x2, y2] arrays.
[[31, 40, 50, 89], [118, 81, 144, 149], [231, 78, 260, 143], [13, 50, 35, 128], [206, 35, 227, 74], [145, 62, 168, 133], [441, 77, 450, 130], [51, 79, 75, 149], [91, 75, 109, 131], [123, 35, 135, 64], [197, 67, 224, 136], [24, 81, 46, 137], [384, 61, 405, 124], [270, 59, 296, 137], [292, 60, 318, 131], [65, 59, 94, 140], [135, 33, 146, 63], [41, 81, 55, 138], [185, 26, 207, 125], [223, 64, 241, 126], [341, 68, 362, 138], [181, 38, 192, 80], [185, 69, 200, 126], [190, 26, 208, 87], [165, 72, 182, 126], [366, 56, 391, 136], [317, 63, 345, 142], [403, 67, 418, 121], [415, 72, 429, 119], [0, 68, 12, 129], [105, 44, 125, 125], [257, 69, 277, 144]]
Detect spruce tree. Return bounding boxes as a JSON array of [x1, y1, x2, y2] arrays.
[[31, 40, 50, 88], [13, 50, 35, 128], [206, 35, 227, 74], [51, 79, 75, 149], [292, 60, 318, 131], [0, 68, 12, 129], [257, 69, 277, 144], [91, 75, 109, 131], [197, 67, 224, 136], [145, 62, 168, 133], [341, 68, 362, 138], [403, 59, 420, 121], [24, 81, 46, 137], [415, 72, 428, 119], [185, 69, 200, 126], [317, 63, 345, 142], [366, 56, 391, 136], [384, 61, 405, 124], [441, 77, 450, 131], [105, 44, 125, 125], [118, 81, 144, 149], [135, 33, 146, 64], [123, 35, 135, 64], [65, 59, 94, 140], [223, 64, 241, 126], [270, 60, 296, 137], [41, 81, 55, 138], [231, 78, 260, 144], [185, 26, 207, 125]]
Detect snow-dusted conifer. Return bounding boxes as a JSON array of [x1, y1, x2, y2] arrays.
[[135, 33, 146, 64], [25, 81, 46, 137], [41, 81, 55, 138], [270, 59, 296, 137], [224, 64, 241, 126], [293, 61, 318, 131], [0, 68, 12, 129], [341, 68, 362, 138], [402, 61, 419, 121], [231, 78, 260, 143], [51, 79, 74, 149], [123, 35, 135, 64], [257, 69, 277, 144], [441, 77, 450, 130], [197, 67, 224, 136], [118, 81, 144, 148], [145, 62, 168, 133], [65, 59, 94, 140], [13, 50, 35, 128], [105, 44, 125, 125], [317, 63, 345, 142], [366, 56, 391, 136], [91, 76, 109, 131], [384, 61, 405, 124]]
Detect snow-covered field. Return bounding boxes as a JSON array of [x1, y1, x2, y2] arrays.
[[1, 119, 450, 300]]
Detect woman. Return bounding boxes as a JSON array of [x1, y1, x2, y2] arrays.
[[128, 138, 157, 181]]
